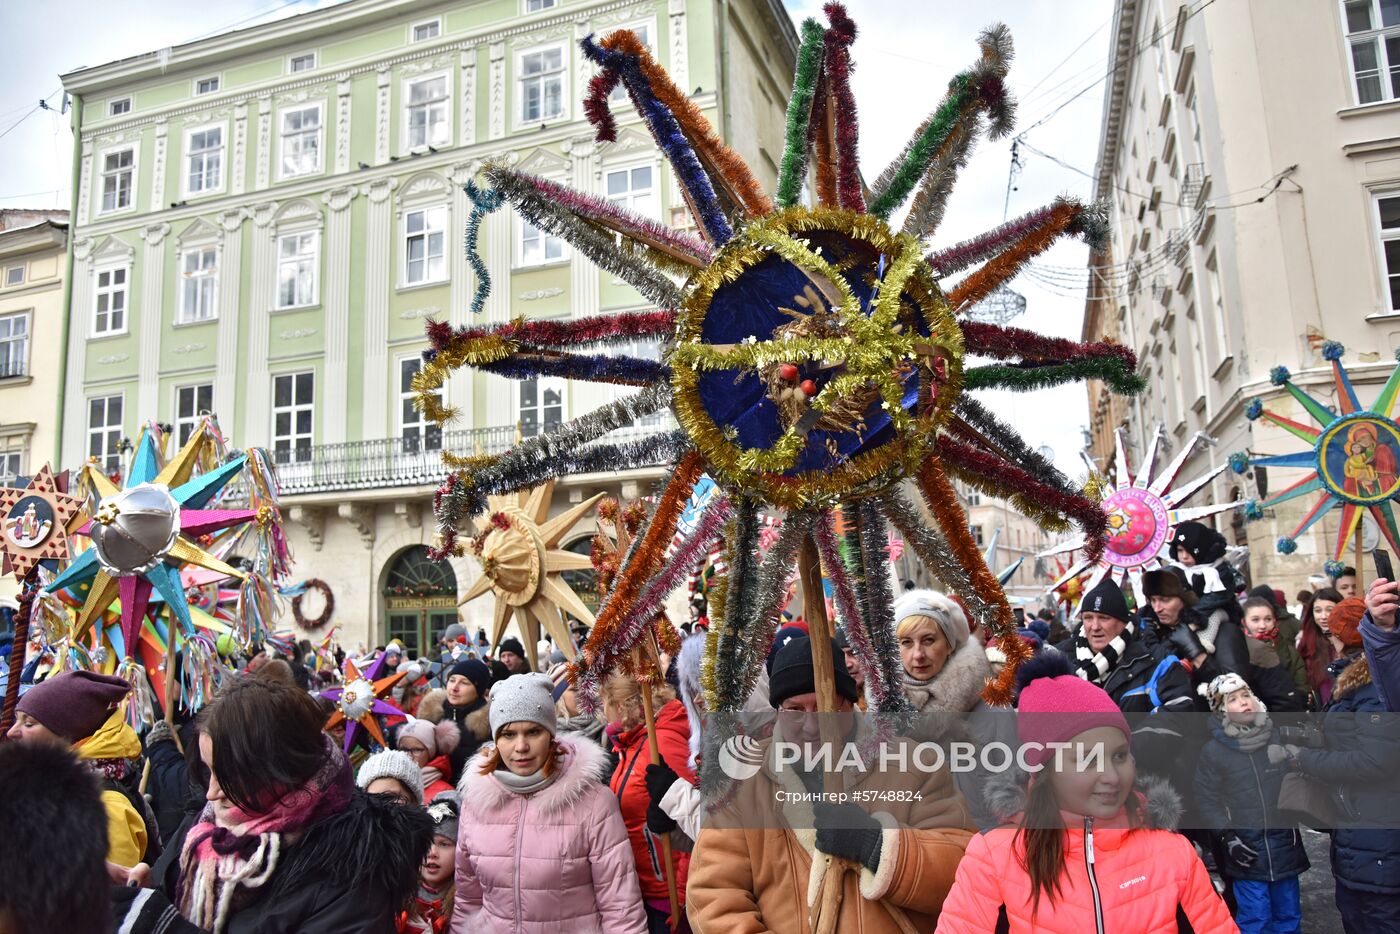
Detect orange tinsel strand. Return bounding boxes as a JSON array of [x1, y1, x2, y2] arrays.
[[915, 458, 1018, 701], [584, 450, 704, 666], [808, 64, 838, 206], [600, 31, 772, 219], [983, 631, 1034, 707], [946, 200, 1079, 312]]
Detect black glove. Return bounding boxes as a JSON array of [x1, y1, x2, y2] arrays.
[[812, 802, 883, 873], [646, 799, 678, 835], [645, 761, 680, 807], [1164, 622, 1207, 662], [1222, 832, 1258, 870]]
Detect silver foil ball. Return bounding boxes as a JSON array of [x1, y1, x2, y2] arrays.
[[91, 483, 182, 576]]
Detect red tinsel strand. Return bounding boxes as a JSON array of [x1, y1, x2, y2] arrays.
[[926, 202, 1061, 277], [936, 435, 1108, 562], [822, 2, 864, 213], [960, 320, 1137, 368], [430, 311, 677, 354], [807, 60, 837, 205], [584, 68, 624, 142]]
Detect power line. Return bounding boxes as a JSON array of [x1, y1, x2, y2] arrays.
[[0, 87, 64, 142], [1019, 14, 1113, 103]]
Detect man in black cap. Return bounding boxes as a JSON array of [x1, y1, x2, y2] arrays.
[[497, 636, 531, 674]]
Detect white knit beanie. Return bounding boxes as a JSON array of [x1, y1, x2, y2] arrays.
[[489, 673, 558, 737], [356, 749, 425, 801], [894, 589, 969, 650]]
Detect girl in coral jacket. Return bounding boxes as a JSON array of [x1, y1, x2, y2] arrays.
[[936, 653, 1238, 934]]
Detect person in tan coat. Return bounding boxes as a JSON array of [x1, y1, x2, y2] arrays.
[[686, 636, 975, 933]]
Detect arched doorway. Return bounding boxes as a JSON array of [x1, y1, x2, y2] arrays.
[[382, 545, 458, 657]]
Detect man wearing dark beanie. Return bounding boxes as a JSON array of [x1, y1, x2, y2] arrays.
[[497, 637, 531, 674], [688, 635, 974, 932], [7, 670, 154, 868]]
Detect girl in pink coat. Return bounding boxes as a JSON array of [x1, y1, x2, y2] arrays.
[[937, 653, 1238, 934], [451, 673, 647, 934]]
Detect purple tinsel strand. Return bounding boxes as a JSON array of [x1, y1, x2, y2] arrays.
[[527, 174, 714, 263], [580, 36, 733, 244], [479, 352, 669, 385], [577, 494, 735, 712], [927, 202, 1059, 277]]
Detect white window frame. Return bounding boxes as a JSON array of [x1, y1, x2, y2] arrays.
[[410, 17, 442, 43], [0, 310, 30, 380], [87, 392, 124, 475], [173, 382, 213, 447], [183, 123, 226, 198], [523, 0, 557, 11], [515, 42, 568, 127], [92, 264, 130, 337], [516, 216, 567, 268], [193, 74, 221, 96], [402, 72, 452, 152], [402, 204, 448, 287], [0, 448, 21, 486], [4, 265, 24, 287], [1341, 0, 1400, 105], [276, 229, 320, 309], [287, 51, 317, 74], [97, 144, 137, 216], [271, 370, 315, 464], [517, 375, 566, 438], [176, 245, 220, 325], [609, 21, 655, 102], [397, 355, 443, 452], [1374, 188, 1400, 314], [603, 160, 660, 219], [108, 97, 131, 117], [277, 101, 324, 180]]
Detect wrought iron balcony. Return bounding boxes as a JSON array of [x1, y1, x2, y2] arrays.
[[271, 416, 676, 496]]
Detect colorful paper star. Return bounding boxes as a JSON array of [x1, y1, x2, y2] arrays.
[[0, 465, 84, 578], [321, 653, 408, 753]]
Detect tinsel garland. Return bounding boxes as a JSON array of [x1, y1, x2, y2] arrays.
[[477, 348, 668, 387], [902, 113, 977, 240], [947, 199, 1105, 311], [960, 320, 1137, 368], [927, 202, 1070, 279], [855, 499, 913, 714], [520, 172, 714, 265], [581, 35, 734, 243], [808, 63, 837, 204], [577, 492, 734, 710], [464, 180, 503, 316], [821, 3, 865, 213], [963, 357, 1146, 396], [427, 310, 677, 354], [484, 167, 689, 308], [775, 18, 827, 209], [0, 575, 38, 735], [867, 25, 1014, 220], [705, 509, 816, 713], [936, 434, 1108, 559], [583, 64, 625, 141], [953, 396, 1076, 499]]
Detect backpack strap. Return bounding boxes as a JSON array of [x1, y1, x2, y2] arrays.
[[1120, 656, 1183, 711]]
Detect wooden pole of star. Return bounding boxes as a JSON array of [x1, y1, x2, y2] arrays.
[[0, 570, 39, 739]]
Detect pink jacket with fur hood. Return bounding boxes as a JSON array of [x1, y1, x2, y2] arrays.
[[450, 735, 647, 934]]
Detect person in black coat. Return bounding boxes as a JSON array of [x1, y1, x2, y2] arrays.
[[1280, 654, 1400, 933], [1140, 565, 1251, 682], [1194, 672, 1308, 934]]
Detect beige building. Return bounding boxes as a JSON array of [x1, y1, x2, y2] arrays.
[[0, 209, 70, 605], [1089, 0, 1400, 593]]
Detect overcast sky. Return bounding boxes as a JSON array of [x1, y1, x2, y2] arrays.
[[0, 0, 1114, 479]]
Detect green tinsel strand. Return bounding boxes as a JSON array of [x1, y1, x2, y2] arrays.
[[837, 502, 868, 633], [868, 78, 973, 220], [964, 359, 1147, 395], [775, 19, 827, 209]]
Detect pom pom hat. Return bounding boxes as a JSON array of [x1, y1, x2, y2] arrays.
[[1013, 652, 1130, 769]]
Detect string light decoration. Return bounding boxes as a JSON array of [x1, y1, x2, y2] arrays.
[[415, 5, 1144, 710]]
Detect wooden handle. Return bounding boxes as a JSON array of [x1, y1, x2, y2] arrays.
[[636, 641, 681, 931]]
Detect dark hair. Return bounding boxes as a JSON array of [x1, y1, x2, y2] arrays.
[[1241, 596, 1276, 618], [1338, 567, 1357, 578], [0, 742, 112, 933], [1299, 587, 1345, 691], [255, 657, 297, 686], [199, 675, 329, 813]]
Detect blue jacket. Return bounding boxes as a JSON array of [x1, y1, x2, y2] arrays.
[[1296, 656, 1400, 893], [1361, 612, 1400, 712], [1193, 718, 1309, 882]]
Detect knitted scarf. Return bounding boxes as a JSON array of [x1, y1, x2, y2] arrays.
[[1074, 619, 1135, 684], [492, 764, 558, 797], [1221, 711, 1273, 754], [177, 735, 353, 933]]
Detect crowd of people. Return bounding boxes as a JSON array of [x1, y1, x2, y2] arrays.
[[2, 520, 1399, 933]]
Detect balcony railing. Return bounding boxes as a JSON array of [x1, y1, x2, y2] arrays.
[[270, 417, 676, 496]]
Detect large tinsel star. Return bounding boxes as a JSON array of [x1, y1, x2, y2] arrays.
[[321, 654, 407, 753], [413, 5, 1145, 710], [47, 423, 255, 655], [0, 465, 84, 578]]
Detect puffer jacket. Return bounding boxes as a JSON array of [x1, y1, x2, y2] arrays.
[[1295, 655, 1400, 893], [1193, 716, 1309, 882], [419, 690, 492, 780], [422, 753, 454, 804], [609, 699, 696, 904], [935, 772, 1237, 934], [451, 735, 647, 934], [75, 709, 153, 868]]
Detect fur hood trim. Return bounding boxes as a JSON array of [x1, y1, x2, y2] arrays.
[[902, 638, 991, 714], [418, 690, 491, 741], [265, 787, 433, 907], [416, 689, 449, 723], [982, 767, 1182, 831], [1335, 654, 1372, 699], [459, 734, 608, 819]]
